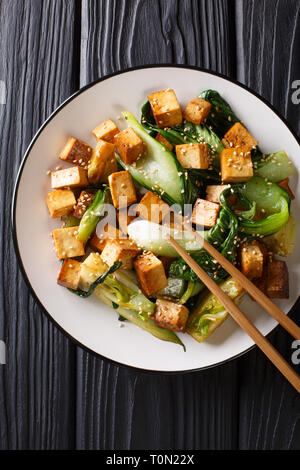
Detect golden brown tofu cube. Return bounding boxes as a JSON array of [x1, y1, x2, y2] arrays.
[[87, 139, 115, 183], [101, 239, 141, 270], [57, 259, 82, 290], [191, 198, 220, 228], [222, 122, 258, 149], [205, 185, 237, 206], [89, 224, 123, 251], [46, 189, 76, 218], [114, 127, 146, 164], [108, 171, 137, 209], [136, 191, 170, 224], [134, 251, 168, 296], [176, 143, 209, 169], [155, 133, 173, 151], [72, 191, 95, 219], [183, 97, 212, 125], [92, 119, 119, 143], [117, 208, 136, 234], [266, 260, 289, 298], [78, 252, 109, 291], [240, 241, 264, 280], [59, 137, 92, 167], [148, 89, 182, 128], [153, 299, 189, 332], [51, 166, 88, 189], [52, 226, 85, 259], [220, 147, 253, 183]]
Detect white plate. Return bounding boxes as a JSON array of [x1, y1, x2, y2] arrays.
[[12, 66, 300, 372]]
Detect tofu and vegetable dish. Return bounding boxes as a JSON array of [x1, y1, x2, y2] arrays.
[[46, 88, 296, 349]]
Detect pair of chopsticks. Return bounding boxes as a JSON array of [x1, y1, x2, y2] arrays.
[[166, 229, 300, 393]]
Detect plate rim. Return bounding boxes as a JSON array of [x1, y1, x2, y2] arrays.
[[11, 64, 300, 374]]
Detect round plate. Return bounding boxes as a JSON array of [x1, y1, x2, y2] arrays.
[[12, 65, 300, 372]]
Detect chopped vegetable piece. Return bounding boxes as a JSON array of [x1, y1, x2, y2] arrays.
[[95, 288, 185, 349], [77, 188, 110, 242], [148, 89, 182, 128], [59, 137, 92, 166], [278, 178, 295, 200], [93, 119, 119, 143], [187, 277, 244, 342], [155, 278, 186, 300], [46, 189, 76, 218], [108, 170, 137, 209], [134, 251, 168, 296], [263, 215, 296, 256], [255, 150, 296, 183], [52, 226, 85, 259], [118, 111, 188, 206]]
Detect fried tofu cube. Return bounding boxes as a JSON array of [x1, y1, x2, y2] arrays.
[[101, 239, 141, 270], [191, 198, 220, 228], [278, 178, 295, 200], [205, 185, 237, 206], [240, 241, 264, 280], [92, 119, 119, 143], [108, 171, 137, 209], [100, 155, 117, 182], [57, 259, 82, 290], [156, 133, 173, 151], [90, 224, 123, 252], [153, 299, 189, 332], [72, 191, 95, 219], [220, 147, 253, 183], [134, 251, 168, 296], [176, 143, 209, 169], [183, 97, 212, 124], [78, 253, 109, 291], [136, 191, 170, 224], [52, 226, 85, 259], [87, 139, 115, 183], [46, 189, 76, 218], [266, 260, 289, 298], [117, 208, 136, 234], [148, 89, 182, 128], [114, 127, 146, 164], [222, 122, 258, 149], [59, 137, 92, 167], [51, 166, 88, 189]]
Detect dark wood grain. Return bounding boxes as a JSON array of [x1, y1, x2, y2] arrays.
[[235, 0, 300, 450], [0, 0, 78, 449], [1, 0, 299, 450], [77, 0, 239, 451]]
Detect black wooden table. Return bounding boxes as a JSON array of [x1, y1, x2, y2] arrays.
[[0, 0, 300, 450]]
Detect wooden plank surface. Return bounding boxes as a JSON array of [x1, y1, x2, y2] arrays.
[[0, 0, 77, 449], [235, 0, 300, 449], [0, 0, 299, 450], [77, 0, 239, 451]]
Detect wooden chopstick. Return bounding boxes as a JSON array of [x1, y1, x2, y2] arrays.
[[166, 234, 300, 394], [184, 225, 300, 340]]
